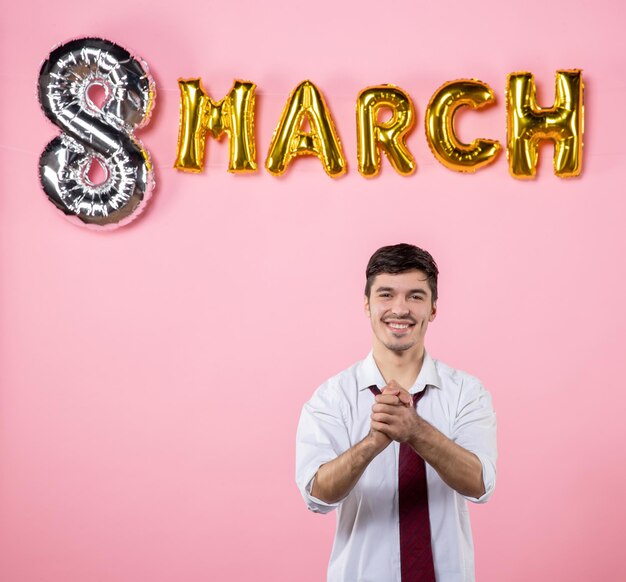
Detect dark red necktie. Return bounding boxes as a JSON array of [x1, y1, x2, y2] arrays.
[[369, 386, 436, 582]]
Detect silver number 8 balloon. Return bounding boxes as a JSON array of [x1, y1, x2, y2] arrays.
[[38, 38, 156, 229]]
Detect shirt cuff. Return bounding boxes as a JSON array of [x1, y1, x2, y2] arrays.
[[462, 451, 496, 504], [301, 471, 342, 514]]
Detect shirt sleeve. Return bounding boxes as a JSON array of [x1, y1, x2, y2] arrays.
[[451, 378, 498, 504], [295, 381, 352, 514]]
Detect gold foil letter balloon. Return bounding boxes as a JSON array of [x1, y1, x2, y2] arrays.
[[506, 70, 584, 178], [425, 80, 500, 173], [265, 81, 346, 177], [175, 79, 257, 172], [356, 85, 416, 177]]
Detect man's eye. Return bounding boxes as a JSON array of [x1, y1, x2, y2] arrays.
[[411, 295, 423, 300], [379, 293, 391, 298]]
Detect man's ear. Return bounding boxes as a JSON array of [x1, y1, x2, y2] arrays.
[[429, 301, 437, 322], [364, 294, 370, 316]]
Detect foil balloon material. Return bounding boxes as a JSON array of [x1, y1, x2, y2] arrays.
[[175, 79, 257, 173], [265, 80, 346, 177], [425, 80, 501, 173], [356, 85, 416, 177], [506, 70, 584, 179], [38, 37, 155, 229]]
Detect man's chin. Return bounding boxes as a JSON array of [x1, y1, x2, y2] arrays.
[[384, 340, 415, 352]]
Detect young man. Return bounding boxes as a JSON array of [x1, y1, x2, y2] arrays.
[[295, 244, 497, 582]]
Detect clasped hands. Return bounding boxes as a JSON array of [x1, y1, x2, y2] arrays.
[[369, 380, 424, 450]]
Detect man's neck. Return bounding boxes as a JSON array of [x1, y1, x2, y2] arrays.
[[372, 343, 426, 390]]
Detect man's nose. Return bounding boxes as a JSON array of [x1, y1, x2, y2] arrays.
[[390, 295, 410, 316]]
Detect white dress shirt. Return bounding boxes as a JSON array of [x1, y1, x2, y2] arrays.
[[295, 351, 497, 582]]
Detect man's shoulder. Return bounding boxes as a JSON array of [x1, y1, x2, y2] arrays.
[[429, 356, 494, 421], [430, 356, 487, 396], [318, 357, 364, 389], [312, 356, 368, 402]]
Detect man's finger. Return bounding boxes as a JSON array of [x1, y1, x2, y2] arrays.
[[375, 394, 402, 405], [372, 403, 403, 414], [383, 388, 412, 406], [371, 420, 392, 435], [397, 391, 413, 406], [382, 382, 413, 407], [371, 411, 396, 424]]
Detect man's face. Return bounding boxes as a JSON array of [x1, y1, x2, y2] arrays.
[[364, 270, 437, 354]]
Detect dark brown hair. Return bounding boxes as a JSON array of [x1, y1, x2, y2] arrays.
[[365, 243, 439, 301]]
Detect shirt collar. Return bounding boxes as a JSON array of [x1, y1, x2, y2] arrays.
[[357, 350, 442, 394]]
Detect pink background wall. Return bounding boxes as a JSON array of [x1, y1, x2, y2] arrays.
[[1, 1, 625, 580]]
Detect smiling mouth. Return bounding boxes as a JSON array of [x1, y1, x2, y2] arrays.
[[384, 320, 415, 333]]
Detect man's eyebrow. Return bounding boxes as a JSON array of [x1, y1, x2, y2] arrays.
[[374, 287, 427, 295]]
